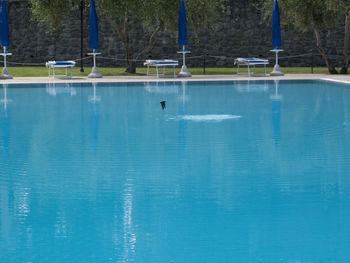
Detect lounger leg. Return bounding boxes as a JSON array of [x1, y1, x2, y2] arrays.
[[147, 65, 150, 76], [53, 67, 56, 78], [173, 66, 175, 78], [264, 65, 266, 76], [248, 65, 250, 76], [156, 65, 159, 78]]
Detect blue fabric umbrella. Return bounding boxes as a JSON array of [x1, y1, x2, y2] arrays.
[[89, 0, 98, 50], [178, 0, 187, 46], [0, 0, 10, 48], [271, 0, 281, 48]]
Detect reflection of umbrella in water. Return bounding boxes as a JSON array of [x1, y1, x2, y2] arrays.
[[177, 80, 190, 103], [178, 81, 188, 147], [88, 82, 101, 102], [88, 82, 101, 148], [270, 80, 282, 145], [0, 83, 11, 109], [0, 84, 11, 153]]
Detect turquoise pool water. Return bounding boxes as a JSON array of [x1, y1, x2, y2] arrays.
[[1, 80, 350, 263]]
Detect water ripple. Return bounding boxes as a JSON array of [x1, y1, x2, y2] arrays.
[[172, 114, 242, 122]]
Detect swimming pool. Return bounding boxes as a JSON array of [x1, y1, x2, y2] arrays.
[[1, 80, 350, 262]]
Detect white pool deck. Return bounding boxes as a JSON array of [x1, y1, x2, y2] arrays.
[[1, 74, 350, 85]]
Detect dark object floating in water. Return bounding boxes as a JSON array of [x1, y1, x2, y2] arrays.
[[160, 101, 166, 110]]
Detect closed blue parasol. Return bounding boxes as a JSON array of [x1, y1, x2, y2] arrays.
[[178, 0, 187, 46], [0, 0, 9, 48], [270, 0, 284, 76], [0, 0, 12, 79], [89, 0, 98, 50], [88, 0, 102, 78], [177, 0, 191, 77], [271, 0, 281, 48]]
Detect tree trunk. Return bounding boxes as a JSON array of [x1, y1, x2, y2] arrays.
[[123, 11, 136, 74], [103, 13, 136, 74], [341, 12, 350, 74], [313, 26, 338, 74], [125, 44, 136, 73]]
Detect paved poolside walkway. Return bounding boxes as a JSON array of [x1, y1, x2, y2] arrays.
[[1, 74, 350, 84]]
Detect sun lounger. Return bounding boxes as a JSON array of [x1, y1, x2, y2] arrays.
[[234, 58, 269, 76], [144, 59, 178, 78], [46, 61, 76, 79]]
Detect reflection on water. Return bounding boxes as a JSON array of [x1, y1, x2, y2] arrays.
[[121, 179, 136, 262], [144, 81, 178, 94], [54, 211, 68, 238], [88, 82, 101, 103], [46, 82, 76, 96], [88, 83, 101, 149], [1, 80, 350, 263], [235, 80, 269, 93], [178, 81, 188, 147], [177, 114, 242, 122], [270, 80, 282, 145], [0, 84, 11, 155]]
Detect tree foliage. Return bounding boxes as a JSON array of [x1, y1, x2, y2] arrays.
[[29, 0, 227, 73], [325, 0, 350, 73], [258, 0, 350, 74], [260, 0, 336, 31], [29, 0, 73, 32]]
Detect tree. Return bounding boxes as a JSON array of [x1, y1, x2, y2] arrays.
[[259, 0, 339, 74], [326, 0, 350, 73], [29, 0, 226, 73]]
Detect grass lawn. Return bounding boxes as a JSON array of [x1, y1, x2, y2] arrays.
[[6, 66, 332, 77]]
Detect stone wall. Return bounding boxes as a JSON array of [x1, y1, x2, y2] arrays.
[[6, 0, 346, 68]]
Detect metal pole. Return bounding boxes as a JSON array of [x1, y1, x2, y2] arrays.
[[183, 45, 186, 66], [80, 0, 84, 72], [3, 47, 6, 68], [93, 50, 96, 67]]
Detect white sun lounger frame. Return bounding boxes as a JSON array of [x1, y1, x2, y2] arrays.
[[144, 59, 179, 78], [234, 58, 269, 76], [46, 61, 76, 79]]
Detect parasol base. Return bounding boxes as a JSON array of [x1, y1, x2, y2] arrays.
[[178, 65, 192, 77], [88, 67, 103, 78], [0, 67, 12, 79], [270, 64, 284, 76]]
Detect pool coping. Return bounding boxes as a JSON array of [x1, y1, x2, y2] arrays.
[[1, 74, 350, 85]]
